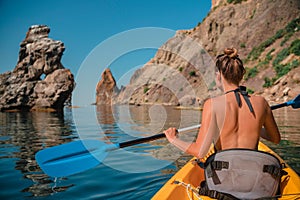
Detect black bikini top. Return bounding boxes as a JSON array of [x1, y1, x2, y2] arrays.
[[225, 86, 254, 113]]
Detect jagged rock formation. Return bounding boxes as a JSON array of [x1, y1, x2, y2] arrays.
[[96, 68, 118, 105], [115, 0, 300, 106], [0, 25, 75, 111]]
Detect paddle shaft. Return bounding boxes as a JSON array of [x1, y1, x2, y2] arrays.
[[270, 102, 287, 110], [273, 94, 300, 110], [119, 124, 201, 148]]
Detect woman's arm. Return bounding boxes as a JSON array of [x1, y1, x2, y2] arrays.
[[164, 99, 218, 158], [261, 100, 281, 144]]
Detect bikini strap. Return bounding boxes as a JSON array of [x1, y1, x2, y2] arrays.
[[225, 86, 254, 113]]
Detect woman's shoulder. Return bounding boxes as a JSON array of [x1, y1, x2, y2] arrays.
[[249, 94, 267, 104], [202, 95, 226, 111], [249, 95, 270, 110], [209, 94, 226, 104], [203, 95, 223, 104]]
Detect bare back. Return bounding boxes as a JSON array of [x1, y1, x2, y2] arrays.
[[212, 93, 274, 150], [164, 47, 281, 159]]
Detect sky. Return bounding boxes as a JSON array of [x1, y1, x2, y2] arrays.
[[0, 0, 211, 105]]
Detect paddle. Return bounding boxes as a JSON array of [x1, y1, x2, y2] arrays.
[[35, 95, 300, 177], [270, 94, 300, 110], [35, 124, 201, 177]]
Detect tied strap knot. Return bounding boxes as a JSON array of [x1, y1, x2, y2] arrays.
[[225, 86, 254, 113]]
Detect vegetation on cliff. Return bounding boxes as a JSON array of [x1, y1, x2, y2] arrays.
[[116, 0, 299, 106]]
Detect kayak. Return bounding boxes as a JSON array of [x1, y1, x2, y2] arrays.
[[152, 142, 300, 200]]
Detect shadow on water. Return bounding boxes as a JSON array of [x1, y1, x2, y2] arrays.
[[0, 109, 76, 197]]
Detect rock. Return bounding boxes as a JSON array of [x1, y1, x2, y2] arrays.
[[270, 85, 279, 96], [281, 54, 299, 65], [95, 68, 119, 105], [274, 76, 286, 85], [179, 95, 197, 107], [115, 36, 214, 106], [292, 72, 300, 83], [282, 87, 290, 96], [211, 0, 226, 9], [0, 25, 75, 112], [264, 88, 270, 95]]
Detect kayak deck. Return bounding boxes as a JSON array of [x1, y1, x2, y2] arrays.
[[152, 142, 300, 200]]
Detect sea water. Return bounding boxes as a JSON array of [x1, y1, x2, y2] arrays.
[[0, 105, 299, 199]]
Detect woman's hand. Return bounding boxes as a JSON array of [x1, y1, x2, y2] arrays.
[[164, 127, 178, 144]]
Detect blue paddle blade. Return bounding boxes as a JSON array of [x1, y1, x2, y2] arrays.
[[291, 94, 300, 109], [35, 140, 115, 177]]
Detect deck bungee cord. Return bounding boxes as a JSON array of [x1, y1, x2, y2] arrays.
[[173, 180, 203, 200]]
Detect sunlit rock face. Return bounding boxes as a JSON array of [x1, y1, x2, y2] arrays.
[[0, 25, 75, 112], [95, 68, 119, 105], [115, 0, 300, 106]]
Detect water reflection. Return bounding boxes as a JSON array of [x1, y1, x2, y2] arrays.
[[95, 104, 201, 173], [264, 107, 300, 174], [0, 110, 75, 197], [96, 105, 115, 125], [96, 104, 200, 143]]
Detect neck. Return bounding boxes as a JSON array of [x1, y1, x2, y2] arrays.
[[222, 80, 239, 93]]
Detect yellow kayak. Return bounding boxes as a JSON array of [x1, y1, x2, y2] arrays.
[[152, 142, 300, 200]]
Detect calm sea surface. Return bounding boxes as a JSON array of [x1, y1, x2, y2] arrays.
[[0, 105, 299, 199]]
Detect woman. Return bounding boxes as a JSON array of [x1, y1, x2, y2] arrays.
[[164, 47, 281, 199]]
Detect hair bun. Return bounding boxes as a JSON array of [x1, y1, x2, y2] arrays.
[[224, 47, 238, 58]]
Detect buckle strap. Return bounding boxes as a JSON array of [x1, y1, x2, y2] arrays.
[[199, 182, 240, 200], [211, 161, 229, 170], [195, 159, 229, 170], [263, 165, 287, 178], [206, 161, 229, 185], [207, 190, 239, 200]]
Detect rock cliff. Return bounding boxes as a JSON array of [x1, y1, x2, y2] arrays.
[[95, 68, 118, 105], [115, 0, 300, 106], [0, 25, 75, 112], [114, 32, 215, 106]]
